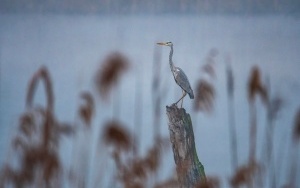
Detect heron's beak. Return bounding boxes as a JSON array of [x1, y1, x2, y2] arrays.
[[157, 42, 167, 46]]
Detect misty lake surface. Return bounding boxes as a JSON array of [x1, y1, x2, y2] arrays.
[[1, 14, 300, 186]]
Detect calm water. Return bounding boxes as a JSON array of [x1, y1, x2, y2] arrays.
[[1, 14, 300, 186]]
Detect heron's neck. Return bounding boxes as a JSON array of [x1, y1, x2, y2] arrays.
[[169, 45, 175, 72]]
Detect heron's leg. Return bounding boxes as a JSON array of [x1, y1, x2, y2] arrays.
[[180, 90, 185, 108], [175, 91, 187, 106]]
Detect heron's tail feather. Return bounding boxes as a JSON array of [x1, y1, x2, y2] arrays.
[[189, 91, 194, 99]]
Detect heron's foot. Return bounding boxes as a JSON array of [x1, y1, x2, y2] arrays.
[[173, 102, 184, 109]]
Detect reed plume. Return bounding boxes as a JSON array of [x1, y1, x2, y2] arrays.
[[247, 66, 268, 162], [230, 161, 259, 187], [195, 176, 220, 188], [78, 91, 95, 126], [94, 52, 129, 99], [0, 66, 72, 187], [26, 66, 54, 112], [248, 66, 268, 104], [194, 48, 218, 113], [103, 120, 132, 152], [194, 79, 215, 112]]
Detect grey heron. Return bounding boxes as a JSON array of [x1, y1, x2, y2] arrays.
[[157, 41, 194, 107]]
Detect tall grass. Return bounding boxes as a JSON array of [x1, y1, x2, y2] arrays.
[[0, 49, 299, 188], [0, 67, 73, 187]]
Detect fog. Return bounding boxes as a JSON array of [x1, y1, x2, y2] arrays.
[[0, 2, 300, 188]]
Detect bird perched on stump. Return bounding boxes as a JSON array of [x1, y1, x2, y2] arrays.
[[157, 41, 194, 108]]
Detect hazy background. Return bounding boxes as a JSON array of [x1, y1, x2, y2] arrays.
[[1, 1, 300, 187]]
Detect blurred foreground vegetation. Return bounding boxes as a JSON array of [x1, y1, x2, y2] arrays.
[[0, 49, 299, 187]]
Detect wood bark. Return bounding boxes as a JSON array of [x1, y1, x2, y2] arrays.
[[166, 104, 206, 188]]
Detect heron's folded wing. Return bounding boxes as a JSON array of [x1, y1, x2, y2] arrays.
[[174, 68, 194, 98]]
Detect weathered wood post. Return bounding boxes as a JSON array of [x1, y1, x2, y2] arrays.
[[166, 104, 206, 187]]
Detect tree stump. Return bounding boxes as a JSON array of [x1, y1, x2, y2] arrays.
[[166, 104, 206, 188]]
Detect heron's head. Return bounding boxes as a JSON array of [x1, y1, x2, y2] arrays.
[[157, 41, 173, 47]]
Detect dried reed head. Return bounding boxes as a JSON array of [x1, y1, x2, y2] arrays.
[[78, 92, 94, 126], [194, 79, 215, 112], [114, 159, 144, 188], [12, 137, 26, 151], [293, 108, 300, 142], [1, 67, 76, 187], [230, 161, 259, 187], [19, 112, 36, 137], [26, 66, 54, 112], [111, 136, 169, 188], [131, 160, 147, 180], [0, 146, 61, 187], [21, 147, 60, 183], [195, 176, 220, 188], [248, 66, 268, 104], [42, 151, 59, 182], [143, 145, 160, 172], [95, 52, 129, 99], [144, 138, 169, 174], [103, 120, 131, 151]]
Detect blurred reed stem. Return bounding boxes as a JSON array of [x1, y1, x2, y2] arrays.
[[152, 45, 162, 141], [226, 62, 238, 172], [133, 62, 143, 156], [113, 85, 121, 120], [249, 101, 257, 163]]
